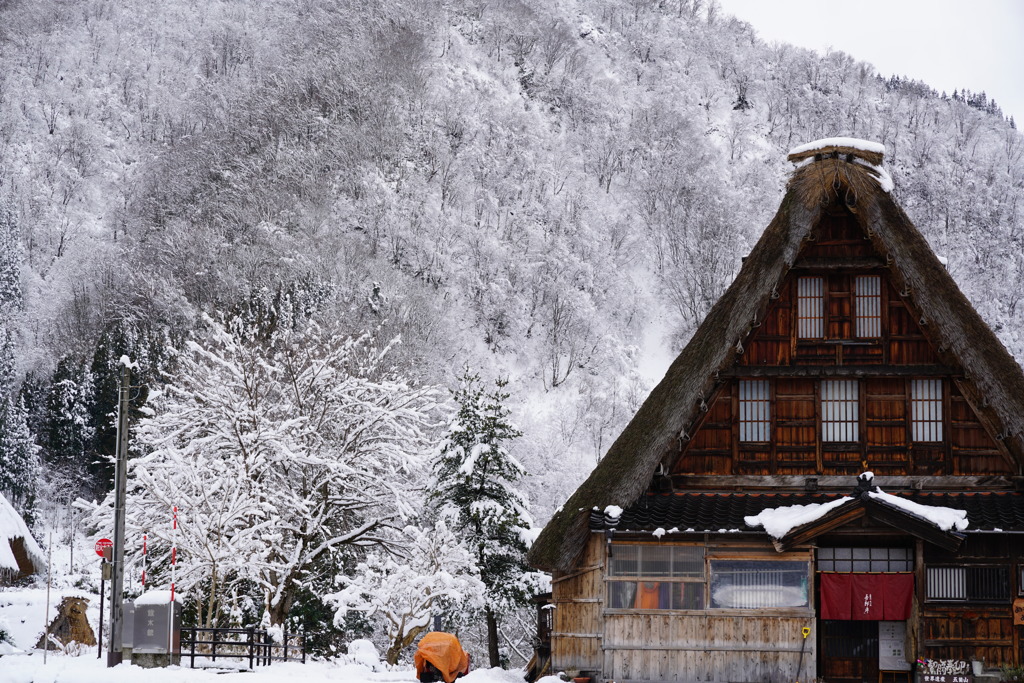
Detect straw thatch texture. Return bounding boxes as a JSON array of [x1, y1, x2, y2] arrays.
[[528, 147, 1024, 574]]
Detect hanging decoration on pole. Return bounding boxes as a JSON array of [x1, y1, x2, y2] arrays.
[[168, 506, 178, 658], [170, 507, 177, 603], [141, 534, 147, 588]]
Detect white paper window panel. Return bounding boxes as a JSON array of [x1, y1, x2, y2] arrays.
[[911, 379, 943, 441], [797, 277, 824, 339], [855, 275, 882, 338], [739, 380, 770, 441], [822, 380, 859, 442]]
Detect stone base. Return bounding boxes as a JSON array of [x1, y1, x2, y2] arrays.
[[131, 652, 181, 668]]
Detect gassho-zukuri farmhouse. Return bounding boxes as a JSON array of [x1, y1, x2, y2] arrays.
[[528, 139, 1024, 683]]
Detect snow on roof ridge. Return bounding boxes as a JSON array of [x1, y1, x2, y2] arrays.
[[744, 496, 854, 540], [867, 489, 969, 532], [788, 137, 885, 157]]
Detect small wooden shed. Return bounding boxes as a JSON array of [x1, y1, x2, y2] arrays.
[[528, 139, 1024, 683], [0, 492, 44, 584]]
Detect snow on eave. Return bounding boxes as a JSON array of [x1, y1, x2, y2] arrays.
[[788, 137, 885, 157], [744, 497, 854, 540], [867, 489, 969, 532]]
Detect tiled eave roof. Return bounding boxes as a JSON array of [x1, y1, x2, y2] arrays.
[[590, 491, 1024, 536]]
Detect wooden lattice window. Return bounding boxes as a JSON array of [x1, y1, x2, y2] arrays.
[[822, 380, 859, 442], [817, 547, 913, 573], [739, 380, 770, 442], [797, 277, 824, 339], [911, 379, 943, 442], [926, 566, 1010, 603], [855, 275, 882, 338]]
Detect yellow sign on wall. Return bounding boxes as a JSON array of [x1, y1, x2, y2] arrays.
[[1013, 598, 1024, 626]]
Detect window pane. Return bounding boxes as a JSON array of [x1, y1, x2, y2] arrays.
[[608, 581, 705, 610], [608, 582, 638, 608], [798, 277, 824, 339], [672, 546, 705, 578], [609, 545, 639, 577], [927, 567, 966, 600], [855, 276, 882, 338], [643, 546, 672, 577], [822, 380, 859, 442], [710, 560, 808, 609], [911, 379, 943, 442], [739, 380, 770, 442], [820, 547, 913, 573]]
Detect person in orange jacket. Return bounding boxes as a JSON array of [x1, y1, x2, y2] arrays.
[[414, 632, 470, 683]]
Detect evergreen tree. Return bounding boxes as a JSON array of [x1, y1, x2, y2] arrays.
[[39, 357, 96, 495], [0, 330, 39, 519], [0, 200, 22, 314], [431, 370, 542, 668]]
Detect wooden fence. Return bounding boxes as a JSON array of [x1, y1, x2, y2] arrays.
[[179, 627, 306, 669]]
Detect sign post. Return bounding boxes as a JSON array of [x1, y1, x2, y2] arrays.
[[95, 539, 112, 658]]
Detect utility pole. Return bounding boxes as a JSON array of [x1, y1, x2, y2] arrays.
[[108, 359, 132, 667]]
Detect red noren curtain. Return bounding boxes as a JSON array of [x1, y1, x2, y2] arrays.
[[819, 573, 914, 620]]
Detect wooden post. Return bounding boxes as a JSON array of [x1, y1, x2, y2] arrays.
[[108, 361, 131, 667]]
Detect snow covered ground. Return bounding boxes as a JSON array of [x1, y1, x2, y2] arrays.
[[1, 586, 558, 683], [0, 654, 559, 683]]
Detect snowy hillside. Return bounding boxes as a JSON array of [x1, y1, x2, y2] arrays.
[[1, 0, 1022, 671]]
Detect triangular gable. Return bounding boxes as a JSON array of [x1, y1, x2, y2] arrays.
[[529, 140, 1024, 574], [754, 492, 967, 553]]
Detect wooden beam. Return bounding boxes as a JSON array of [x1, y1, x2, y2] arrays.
[[791, 256, 886, 270], [720, 364, 960, 378], [672, 474, 1020, 490]]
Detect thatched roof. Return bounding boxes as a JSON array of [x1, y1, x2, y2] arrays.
[[0, 492, 44, 583], [528, 142, 1024, 574]]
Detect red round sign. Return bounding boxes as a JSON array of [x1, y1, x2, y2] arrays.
[[95, 538, 113, 558]]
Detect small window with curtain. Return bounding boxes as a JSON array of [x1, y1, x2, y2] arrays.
[[709, 560, 809, 609], [607, 544, 705, 610], [821, 380, 859, 442], [911, 379, 943, 441], [855, 275, 882, 338], [739, 380, 770, 442], [797, 277, 824, 339]]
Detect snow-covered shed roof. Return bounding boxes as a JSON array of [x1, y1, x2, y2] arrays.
[[0, 492, 44, 581], [529, 140, 1024, 574]]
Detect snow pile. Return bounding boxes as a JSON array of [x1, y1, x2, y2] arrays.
[[788, 137, 885, 157], [867, 490, 969, 532], [744, 497, 854, 539], [135, 590, 183, 605], [0, 493, 43, 572], [603, 505, 623, 520], [346, 639, 380, 669]]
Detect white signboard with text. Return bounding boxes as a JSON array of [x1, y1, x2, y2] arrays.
[[879, 620, 911, 671]]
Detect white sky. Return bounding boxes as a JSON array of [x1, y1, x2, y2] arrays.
[[716, 0, 1024, 123]]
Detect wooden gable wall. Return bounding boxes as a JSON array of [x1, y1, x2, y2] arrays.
[[672, 209, 1012, 480]]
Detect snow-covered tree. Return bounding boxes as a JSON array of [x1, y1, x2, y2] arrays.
[[431, 370, 544, 667], [328, 517, 485, 665], [0, 330, 39, 518], [85, 313, 444, 626], [0, 200, 22, 315]]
